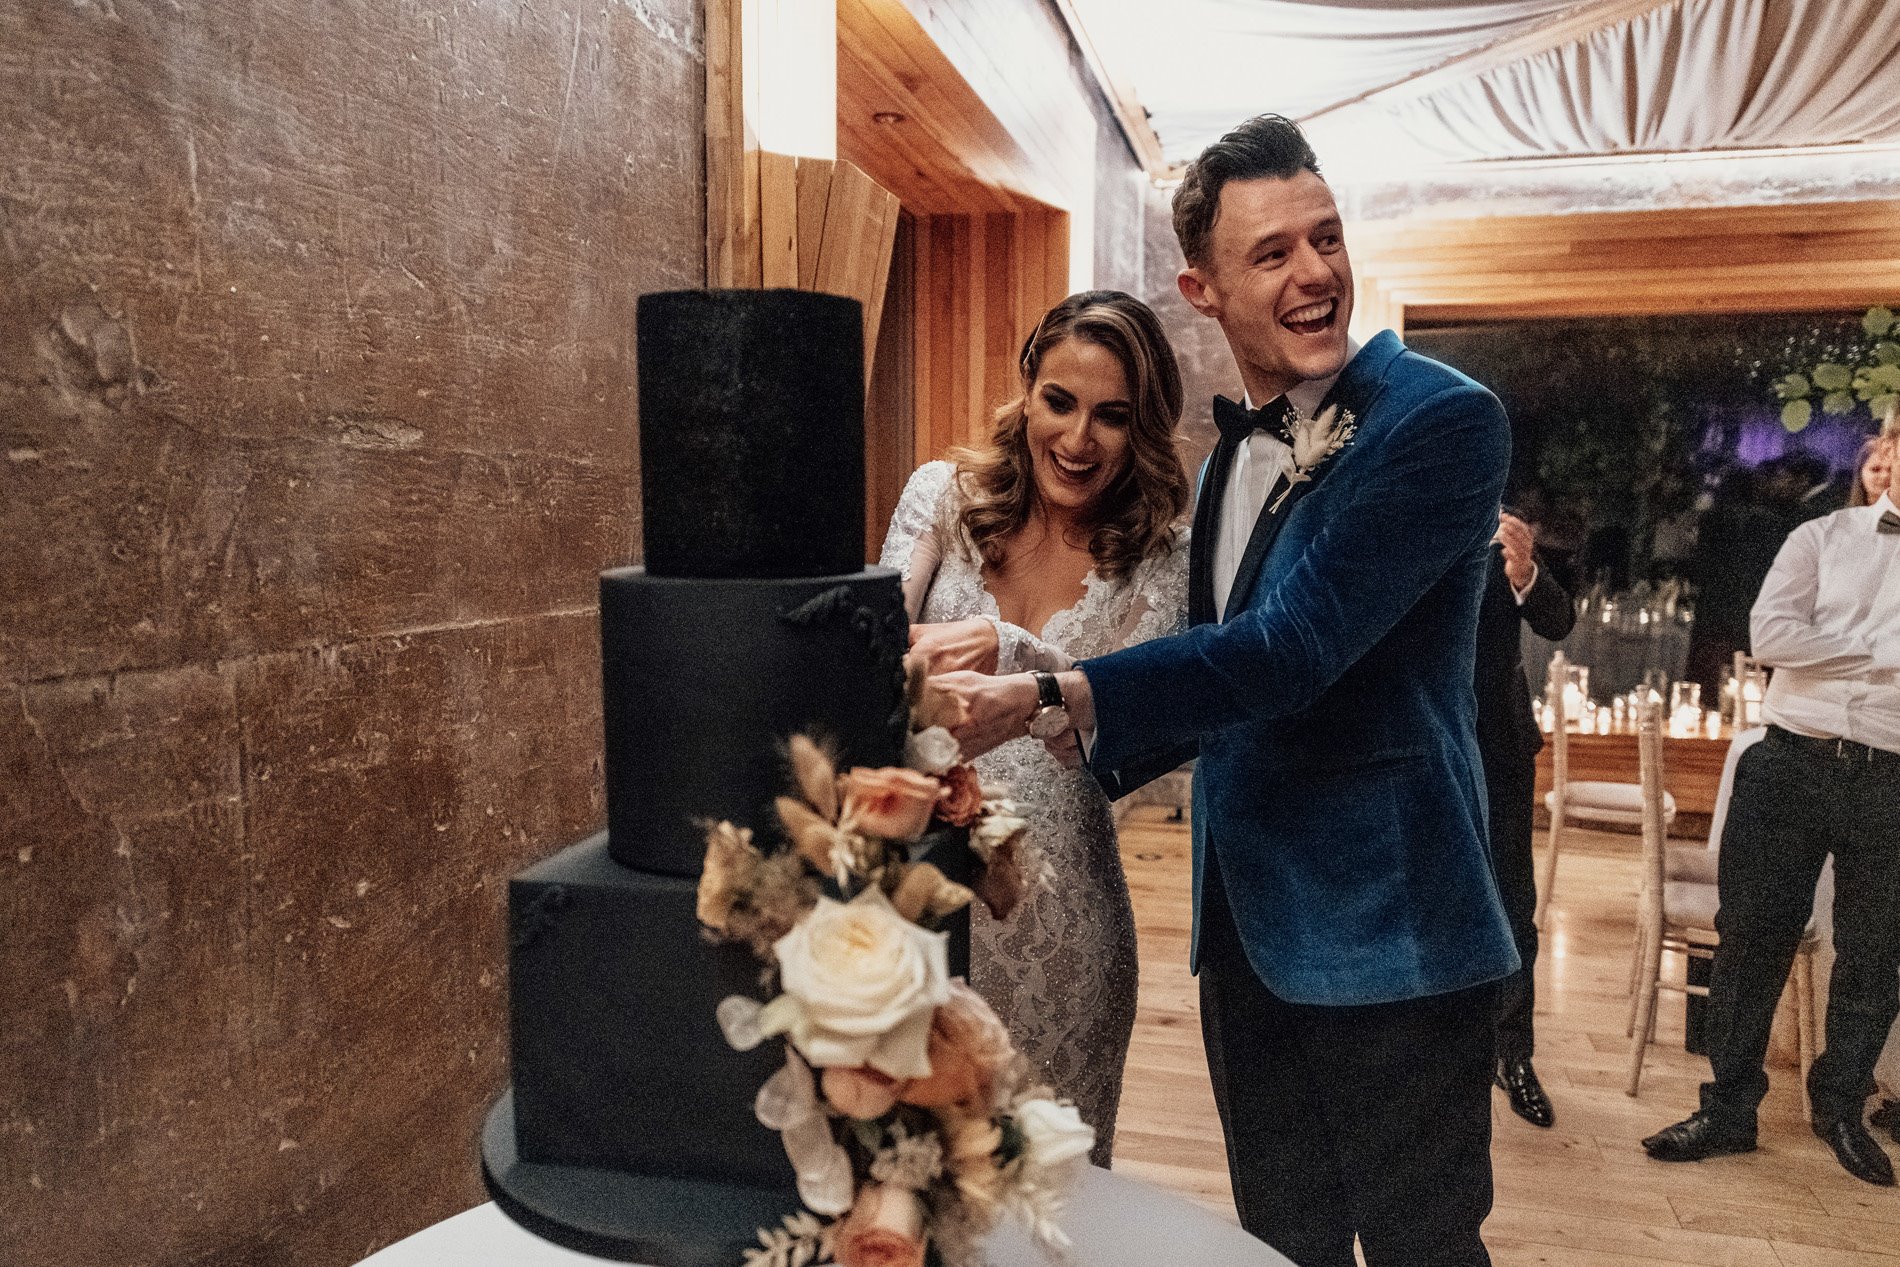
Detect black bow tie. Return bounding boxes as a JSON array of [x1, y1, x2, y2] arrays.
[[1213, 395, 1295, 448], [1879, 510, 1900, 535]]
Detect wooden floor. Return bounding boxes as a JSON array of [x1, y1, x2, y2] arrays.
[[1110, 807, 1900, 1266]]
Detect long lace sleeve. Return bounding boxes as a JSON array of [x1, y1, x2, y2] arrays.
[[992, 618, 1074, 675], [879, 461, 957, 621]]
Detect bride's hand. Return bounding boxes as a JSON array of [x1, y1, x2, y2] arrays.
[[931, 670, 1036, 761], [909, 618, 1000, 676]]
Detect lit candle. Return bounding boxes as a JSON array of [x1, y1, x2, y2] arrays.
[[1562, 683, 1585, 731], [1595, 707, 1612, 735], [1705, 710, 1722, 739], [1741, 678, 1763, 725]]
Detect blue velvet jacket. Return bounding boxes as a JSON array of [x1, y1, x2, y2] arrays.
[[1082, 331, 1520, 1006]]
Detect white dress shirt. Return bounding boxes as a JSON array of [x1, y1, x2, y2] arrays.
[[1753, 492, 1900, 753], [1211, 339, 1357, 620]]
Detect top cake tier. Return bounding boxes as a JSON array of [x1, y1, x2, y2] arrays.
[[636, 289, 866, 578]]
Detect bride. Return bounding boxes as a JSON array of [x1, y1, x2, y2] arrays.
[[879, 290, 1188, 1164]]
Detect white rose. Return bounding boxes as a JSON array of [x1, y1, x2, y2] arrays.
[[1013, 1098, 1094, 1171], [759, 888, 950, 1079], [904, 725, 961, 775]]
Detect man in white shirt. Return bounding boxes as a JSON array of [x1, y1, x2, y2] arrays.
[[1644, 435, 1900, 1185]]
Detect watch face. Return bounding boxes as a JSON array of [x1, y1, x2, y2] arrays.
[[1027, 706, 1071, 741]]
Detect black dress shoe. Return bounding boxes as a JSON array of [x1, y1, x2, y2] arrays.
[[1870, 1099, 1900, 1145], [1642, 1110, 1757, 1162], [1814, 1117, 1896, 1186], [1494, 1056, 1554, 1128]]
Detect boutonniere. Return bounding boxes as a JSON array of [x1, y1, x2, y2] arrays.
[[1268, 403, 1357, 513]]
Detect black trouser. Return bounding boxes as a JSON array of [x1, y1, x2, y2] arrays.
[[1702, 728, 1900, 1127], [1198, 850, 1496, 1267], [1486, 753, 1539, 1061]]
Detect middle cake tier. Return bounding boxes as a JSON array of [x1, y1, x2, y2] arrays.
[[601, 566, 911, 876]]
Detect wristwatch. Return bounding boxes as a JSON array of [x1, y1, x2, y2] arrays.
[[1026, 671, 1071, 741]]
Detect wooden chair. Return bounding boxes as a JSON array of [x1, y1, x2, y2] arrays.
[[1625, 711, 1820, 1106], [1536, 651, 1677, 928]]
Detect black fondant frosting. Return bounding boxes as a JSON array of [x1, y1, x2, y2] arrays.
[[485, 289, 938, 1264], [636, 289, 865, 579], [600, 567, 907, 876]]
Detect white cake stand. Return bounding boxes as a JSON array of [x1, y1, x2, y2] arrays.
[[357, 1167, 1294, 1266]]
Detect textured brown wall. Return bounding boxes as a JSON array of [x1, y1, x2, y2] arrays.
[[0, 2, 701, 1263]]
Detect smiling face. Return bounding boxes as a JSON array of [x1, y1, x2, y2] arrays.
[[1022, 336, 1134, 520], [1177, 170, 1353, 402]]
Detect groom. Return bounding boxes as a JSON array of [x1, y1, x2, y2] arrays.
[[941, 115, 1518, 1265]]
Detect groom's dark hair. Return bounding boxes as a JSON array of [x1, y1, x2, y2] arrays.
[[1172, 114, 1323, 267]]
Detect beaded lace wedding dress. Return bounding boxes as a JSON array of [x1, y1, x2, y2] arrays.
[[880, 460, 1189, 1165]]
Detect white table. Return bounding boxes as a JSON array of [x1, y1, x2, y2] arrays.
[[358, 1167, 1294, 1266]]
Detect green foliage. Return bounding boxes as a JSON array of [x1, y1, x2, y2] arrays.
[[1773, 305, 1900, 430], [1812, 362, 1852, 391]]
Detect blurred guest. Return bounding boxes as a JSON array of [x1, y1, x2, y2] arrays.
[[1685, 466, 1789, 696], [1643, 436, 1900, 1185], [1476, 510, 1575, 1127], [1848, 433, 1894, 508], [1780, 452, 1841, 525]]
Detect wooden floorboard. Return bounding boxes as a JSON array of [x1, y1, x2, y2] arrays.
[[1109, 808, 1900, 1264]]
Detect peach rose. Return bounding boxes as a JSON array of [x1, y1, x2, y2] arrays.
[[822, 1064, 902, 1119], [835, 1183, 927, 1267], [934, 764, 984, 828], [900, 981, 1013, 1110], [841, 767, 942, 841]]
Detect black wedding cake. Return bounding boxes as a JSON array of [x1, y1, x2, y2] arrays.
[[481, 290, 916, 1264]]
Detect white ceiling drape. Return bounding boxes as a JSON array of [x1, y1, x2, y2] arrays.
[[1389, 0, 1900, 159], [1074, 0, 1595, 164], [1072, 0, 1900, 170]]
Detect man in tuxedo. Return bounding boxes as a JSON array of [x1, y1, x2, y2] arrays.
[[940, 115, 1518, 1265], [1477, 511, 1575, 1127]]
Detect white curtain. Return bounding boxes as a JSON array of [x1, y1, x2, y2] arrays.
[[1389, 0, 1900, 159], [1078, 0, 1591, 164]]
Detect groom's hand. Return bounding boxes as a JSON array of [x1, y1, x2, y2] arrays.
[[932, 670, 1037, 761], [909, 617, 1000, 675]]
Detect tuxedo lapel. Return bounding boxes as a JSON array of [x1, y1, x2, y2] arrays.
[[1217, 332, 1405, 621], [1221, 474, 1312, 619], [1189, 437, 1239, 627]]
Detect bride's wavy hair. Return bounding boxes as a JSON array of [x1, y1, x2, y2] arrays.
[[950, 291, 1187, 582]]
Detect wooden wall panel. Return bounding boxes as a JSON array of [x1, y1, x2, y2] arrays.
[[866, 213, 917, 559], [1351, 200, 1900, 326], [905, 207, 1073, 464], [835, 0, 1132, 521]]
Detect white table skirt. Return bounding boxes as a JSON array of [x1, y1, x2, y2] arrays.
[[358, 1167, 1293, 1267]]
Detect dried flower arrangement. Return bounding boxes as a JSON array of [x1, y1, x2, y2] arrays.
[[696, 657, 1088, 1267]]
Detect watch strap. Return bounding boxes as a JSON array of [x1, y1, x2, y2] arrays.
[[1031, 670, 1064, 710]]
